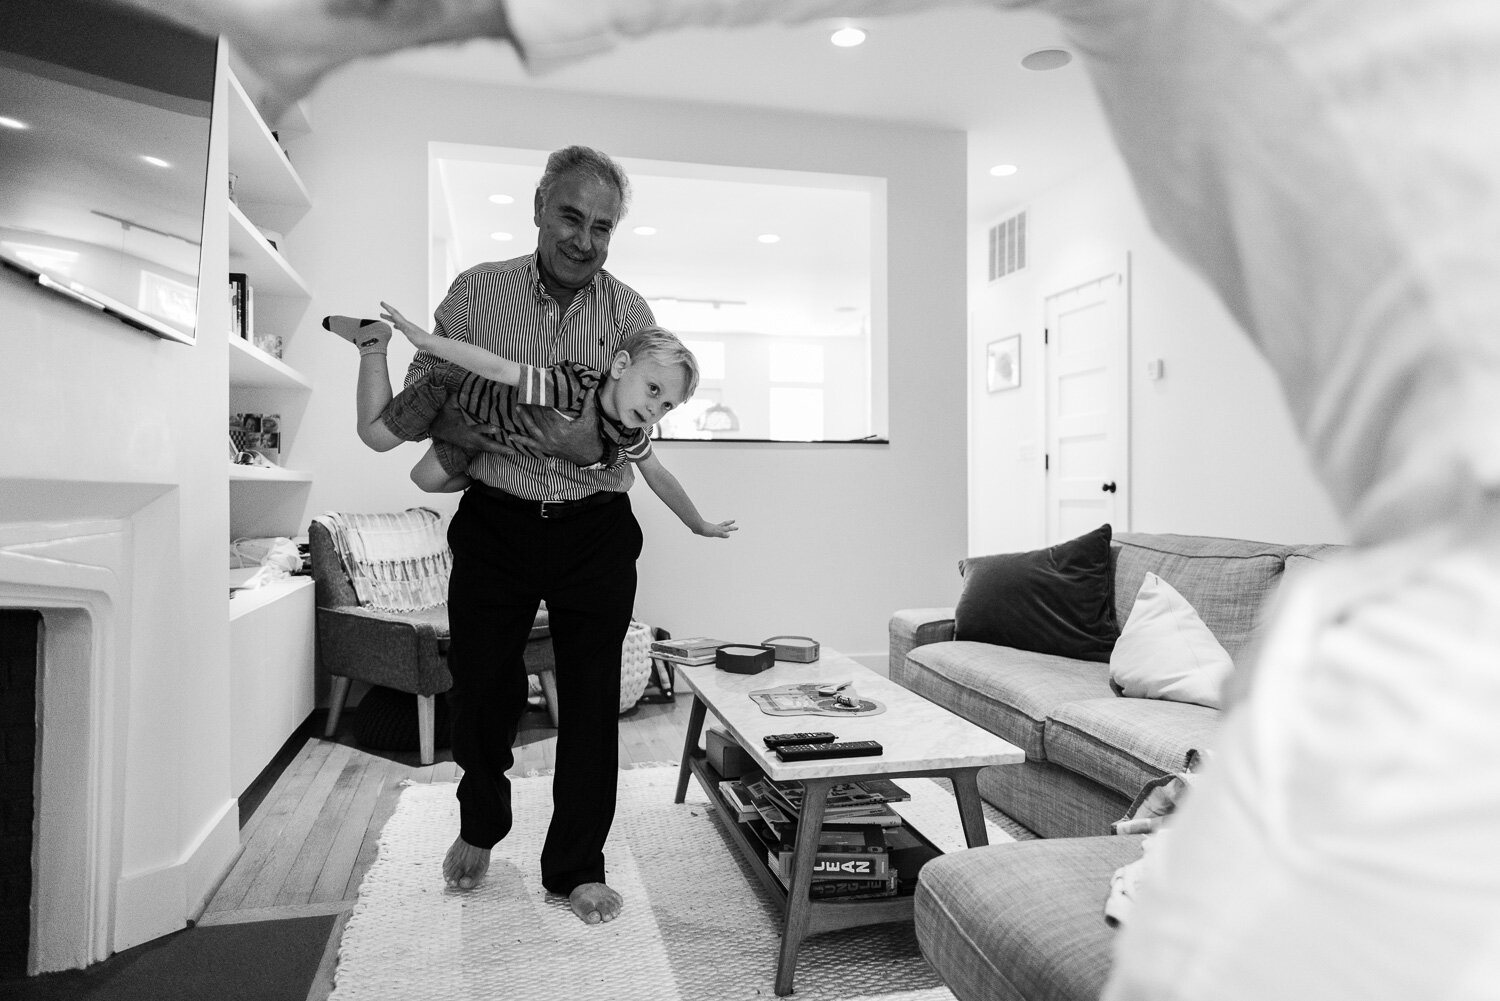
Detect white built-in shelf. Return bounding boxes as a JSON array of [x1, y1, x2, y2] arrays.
[[225, 68, 311, 234], [228, 202, 308, 297], [228, 463, 313, 483], [229, 335, 312, 390], [228, 574, 312, 622]]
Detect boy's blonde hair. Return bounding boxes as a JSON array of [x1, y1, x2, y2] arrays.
[[619, 326, 700, 399]]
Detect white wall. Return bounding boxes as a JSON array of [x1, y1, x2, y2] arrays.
[[285, 66, 970, 665], [968, 154, 1347, 558], [0, 61, 239, 953]]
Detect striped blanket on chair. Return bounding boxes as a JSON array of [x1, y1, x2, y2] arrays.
[[312, 508, 452, 612]]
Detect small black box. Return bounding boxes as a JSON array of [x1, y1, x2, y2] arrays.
[[715, 644, 775, 675], [706, 726, 754, 778]]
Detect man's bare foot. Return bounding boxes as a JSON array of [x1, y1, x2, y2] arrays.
[[109, 0, 516, 124], [443, 836, 490, 889], [568, 882, 622, 924]]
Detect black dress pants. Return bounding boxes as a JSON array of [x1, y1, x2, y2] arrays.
[[445, 487, 641, 895]]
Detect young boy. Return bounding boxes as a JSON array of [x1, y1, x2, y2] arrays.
[[325, 305, 736, 539]]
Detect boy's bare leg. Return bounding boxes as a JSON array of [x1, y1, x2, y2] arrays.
[[107, 0, 514, 122], [569, 883, 623, 924], [443, 836, 491, 890], [323, 316, 403, 451]]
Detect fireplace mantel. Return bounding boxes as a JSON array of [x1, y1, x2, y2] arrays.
[[0, 480, 240, 974]]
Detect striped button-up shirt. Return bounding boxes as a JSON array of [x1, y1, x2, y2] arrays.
[[405, 254, 656, 501]]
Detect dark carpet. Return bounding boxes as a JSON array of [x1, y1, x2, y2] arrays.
[[0, 913, 336, 1001]]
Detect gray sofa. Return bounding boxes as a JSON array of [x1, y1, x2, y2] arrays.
[[889, 531, 1341, 1001]]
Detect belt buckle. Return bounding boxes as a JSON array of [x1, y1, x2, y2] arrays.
[[539, 499, 562, 519]]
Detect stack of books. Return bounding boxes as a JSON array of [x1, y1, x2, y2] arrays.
[[719, 772, 938, 900], [764, 825, 898, 900], [649, 636, 730, 667]]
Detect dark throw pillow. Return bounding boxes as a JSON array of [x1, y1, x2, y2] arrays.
[[954, 523, 1119, 662]]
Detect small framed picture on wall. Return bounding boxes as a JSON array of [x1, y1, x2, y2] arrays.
[[987, 334, 1021, 393]]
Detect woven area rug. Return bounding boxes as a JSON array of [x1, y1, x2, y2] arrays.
[[330, 766, 1032, 1001]]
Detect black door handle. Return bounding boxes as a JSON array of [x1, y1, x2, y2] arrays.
[[1102, 481, 1117, 493]]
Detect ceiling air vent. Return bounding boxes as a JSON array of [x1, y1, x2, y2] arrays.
[[988, 210, 1028, 281]]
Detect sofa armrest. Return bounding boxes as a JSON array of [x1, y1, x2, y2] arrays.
[[316, 606, 452, 696], [889, 608, 956, 680]]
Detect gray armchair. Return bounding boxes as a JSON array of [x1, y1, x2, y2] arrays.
[[308, 507, 556, 764]]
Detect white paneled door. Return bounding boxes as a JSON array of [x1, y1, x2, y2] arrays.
[[1044, 258, 1130, 542]]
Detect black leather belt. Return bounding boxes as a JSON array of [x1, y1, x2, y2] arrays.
[[471, 482, 621, 519]]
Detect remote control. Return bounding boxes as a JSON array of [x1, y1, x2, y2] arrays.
[[775, 739, 883, 761], [762, 731, 837, 749]]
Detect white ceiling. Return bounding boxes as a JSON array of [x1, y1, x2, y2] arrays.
[[383, 6, 1117, 330], [383, 6, 1115, 226]]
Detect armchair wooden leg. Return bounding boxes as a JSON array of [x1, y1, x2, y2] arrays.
[[537, 668, 560, 729], [417, 694, 436, 766], [325, 677, 352, 738]]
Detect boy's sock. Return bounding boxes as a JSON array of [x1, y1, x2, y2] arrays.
[[323, 315, 391, 355]]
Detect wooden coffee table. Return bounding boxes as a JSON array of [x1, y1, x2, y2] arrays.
[[673, 648, 1024, 996]]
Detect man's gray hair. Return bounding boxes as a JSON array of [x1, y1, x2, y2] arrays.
[[538, 145, 631, 216]]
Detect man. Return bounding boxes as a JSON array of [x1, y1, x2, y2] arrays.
[[113, 0, 1500, 992], [415, 145, 653, 926]]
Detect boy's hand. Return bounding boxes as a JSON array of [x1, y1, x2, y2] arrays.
[[695, 519, 738, 539], [378, 301, 428, 345]]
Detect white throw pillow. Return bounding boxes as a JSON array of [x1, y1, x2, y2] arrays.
[[1110, 572, 1232, 709]]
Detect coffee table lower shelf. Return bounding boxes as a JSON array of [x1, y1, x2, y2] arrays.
[[684, 750, 922, 934]]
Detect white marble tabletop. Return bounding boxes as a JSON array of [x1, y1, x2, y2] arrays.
[[678, 649, 1023, 782]]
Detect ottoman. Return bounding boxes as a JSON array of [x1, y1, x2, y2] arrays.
[[914, 836, 1146, 1001]]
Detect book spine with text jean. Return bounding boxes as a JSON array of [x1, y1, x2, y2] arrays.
[[765, 855, 899, 898], [774, 849, 890, 879]]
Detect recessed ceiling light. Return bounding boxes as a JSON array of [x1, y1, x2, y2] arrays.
[[989, 164, 1019, 177], [1021, 48, 1072, 71], [490, 231, 513, 241], [141, 155, 170, 168], [633, 226, 657, 236], [488, 193, 514, 204], [830, 26, 866, 47], [757, 234, 781, 244], [0, 116, 29, 130]]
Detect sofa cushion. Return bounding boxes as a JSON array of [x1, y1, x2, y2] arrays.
[[1109, 572, 1233, 709], [1044, 696, 1220, 799], [977, 759, 1132, 839], [914, 836, 1145, 1001], [1111, 533, 1290, 663], [904, 641, 1114, 760], [955, 523, 1119, 663], [1281, 543, 1346, 588]]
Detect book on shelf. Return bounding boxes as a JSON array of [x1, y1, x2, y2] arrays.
[[649, 637, 729, 665], [747, 786, 793, 837], [718, 779, 759, 823], [759, 821, 889, 875], [774, 836, 890, 879], [765, 854, 899, 899], [769, 778, 910, 811], [851, 776, 912, 803], [228, 272, 248, 340], [747, 777, 906, 827]]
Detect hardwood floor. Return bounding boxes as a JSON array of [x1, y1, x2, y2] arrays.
[[199, 692, 692, 999]]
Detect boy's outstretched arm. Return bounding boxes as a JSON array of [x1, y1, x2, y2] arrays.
[[380, 301, 522, 385], [636, 454, 736, 538]]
